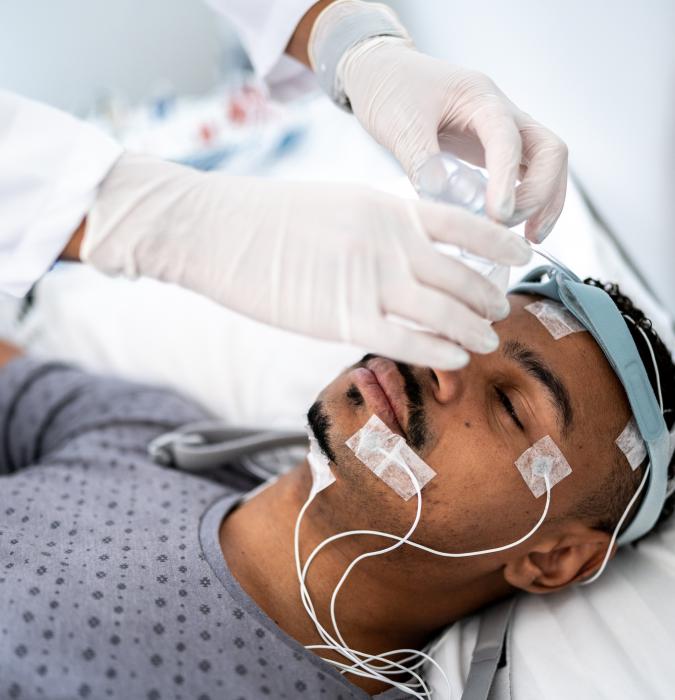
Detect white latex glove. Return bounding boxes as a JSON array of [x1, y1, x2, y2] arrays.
[[310, 2, 568, 242], [82, 154, 532, 370]]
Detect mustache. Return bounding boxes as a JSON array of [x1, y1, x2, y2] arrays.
[[359, 354, 429, 451]]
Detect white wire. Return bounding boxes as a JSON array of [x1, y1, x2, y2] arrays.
[[581, 463, 651, 585], [581, 314, 664, 586], [314, 472, 551, 688], [324, 454, 448, 696], [302, 466, 550, 694], [294, 443, 553, 698], [294, 459, 444, 699], [623, 315, 663, 410], [294, 479, 437, 699]]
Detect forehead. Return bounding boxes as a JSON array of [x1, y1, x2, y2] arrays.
[[500, 294, 631, 440]]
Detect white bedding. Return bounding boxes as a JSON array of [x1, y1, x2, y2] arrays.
[[3, 97, 674, 698]]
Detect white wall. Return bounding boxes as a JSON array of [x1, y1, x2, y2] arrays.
[[0, 0, 243, 115], [389, 0, 675, 313]]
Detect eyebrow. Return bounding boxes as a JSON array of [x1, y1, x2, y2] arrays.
[[502, 339, 574, 438]]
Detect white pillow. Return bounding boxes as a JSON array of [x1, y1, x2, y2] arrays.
[[427, 514, 675, 699]]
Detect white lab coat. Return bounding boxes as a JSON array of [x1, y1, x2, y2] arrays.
[[0, 0, 316, 298]]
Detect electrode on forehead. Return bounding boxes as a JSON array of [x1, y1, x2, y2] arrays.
[[515, 434, 572, 498], [525, 299, 586, 340], [615, 416, 648, 471], [345, 415, 437, 500]]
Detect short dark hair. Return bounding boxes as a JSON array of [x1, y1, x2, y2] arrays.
[[572, 278, 675, 543]]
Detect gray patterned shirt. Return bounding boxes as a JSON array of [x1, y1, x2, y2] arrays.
[[0, 357, 406, 700]]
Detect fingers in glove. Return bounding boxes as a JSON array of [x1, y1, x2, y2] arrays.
[[523, 171, 567, 242], [407, 242, 511, 321], [468, 99, 523, 221], [383, 284, 501, 356], [415, 200, 532, 266], [510, 118, 568, 241], [369, 318, 470, 371]]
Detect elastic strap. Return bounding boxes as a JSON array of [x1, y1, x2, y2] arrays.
[[461, 597, 516, 700]]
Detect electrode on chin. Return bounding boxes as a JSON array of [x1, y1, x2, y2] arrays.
[[306, 426, 336, 497]]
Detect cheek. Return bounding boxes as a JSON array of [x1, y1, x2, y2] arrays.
[[419, 421, 544, 548]]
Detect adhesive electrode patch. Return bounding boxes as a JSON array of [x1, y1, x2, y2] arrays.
[[515, 434, 572, 498], [306, 427, 336, 497], [615, 416, 647, 471], [345, 415, 437, 500], [525, 299, 586, 340]]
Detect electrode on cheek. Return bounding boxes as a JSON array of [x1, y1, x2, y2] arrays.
[[615, 416, 647, 471], [515, 435, 572, 498], [525, 300, 586, 340], [345, 415, 437, 501]]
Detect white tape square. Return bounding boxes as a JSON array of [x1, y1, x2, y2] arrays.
[[615, 416, 647, 471], [345, 415, 436, 500], [525, 300, 586, 340], [515, 434, 572, 498], [306, 427, 336, 497]]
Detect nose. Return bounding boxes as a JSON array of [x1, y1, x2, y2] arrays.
[[430, 366, 466, 405]]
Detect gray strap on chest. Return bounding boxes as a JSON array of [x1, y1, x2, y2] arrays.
[[461, 597, 516, 700], [148, 420, 307, 471]]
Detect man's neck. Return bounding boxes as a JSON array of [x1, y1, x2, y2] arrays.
[[219, 463, 508, 695]]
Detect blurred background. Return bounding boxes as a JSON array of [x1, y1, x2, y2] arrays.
[[2, 0, 673, 310]]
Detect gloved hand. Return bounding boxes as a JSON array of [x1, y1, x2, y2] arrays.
[[309, 1, 568, 242], [82, 154, 531, 370]]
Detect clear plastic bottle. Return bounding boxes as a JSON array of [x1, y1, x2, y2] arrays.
[[413, 153, 511, 291], [414, 153, 487, 216]]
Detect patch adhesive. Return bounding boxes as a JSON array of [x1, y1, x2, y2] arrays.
[[306, 427, 336, 497], [525, 299, 586, 340], [515, 434, 572, 498], [345, 415, 436, 500], [615, 416, 647, 471]]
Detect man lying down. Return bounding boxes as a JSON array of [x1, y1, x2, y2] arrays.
[[1, 271, 674, 700]]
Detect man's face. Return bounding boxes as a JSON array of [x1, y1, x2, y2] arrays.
[[308, 294, 632, 562]]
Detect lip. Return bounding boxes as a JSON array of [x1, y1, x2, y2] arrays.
[[349, 358, 409, 438]]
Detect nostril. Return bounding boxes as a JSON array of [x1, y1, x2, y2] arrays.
[[431, 367, 465, 404]]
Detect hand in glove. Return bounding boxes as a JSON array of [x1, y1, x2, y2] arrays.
[[82, 154, 531, 369], [310, 0, 568, 242]]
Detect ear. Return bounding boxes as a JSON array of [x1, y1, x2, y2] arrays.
[[502, 526, 615, 594]]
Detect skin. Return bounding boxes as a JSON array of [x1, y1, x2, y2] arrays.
[[219, 294, 633, 694]]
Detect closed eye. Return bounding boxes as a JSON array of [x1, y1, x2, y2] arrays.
[[495, 387, 525, 432]]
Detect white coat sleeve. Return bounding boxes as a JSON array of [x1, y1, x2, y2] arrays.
[[204, 0, 316, 81], [0, 91, 123, 297]]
